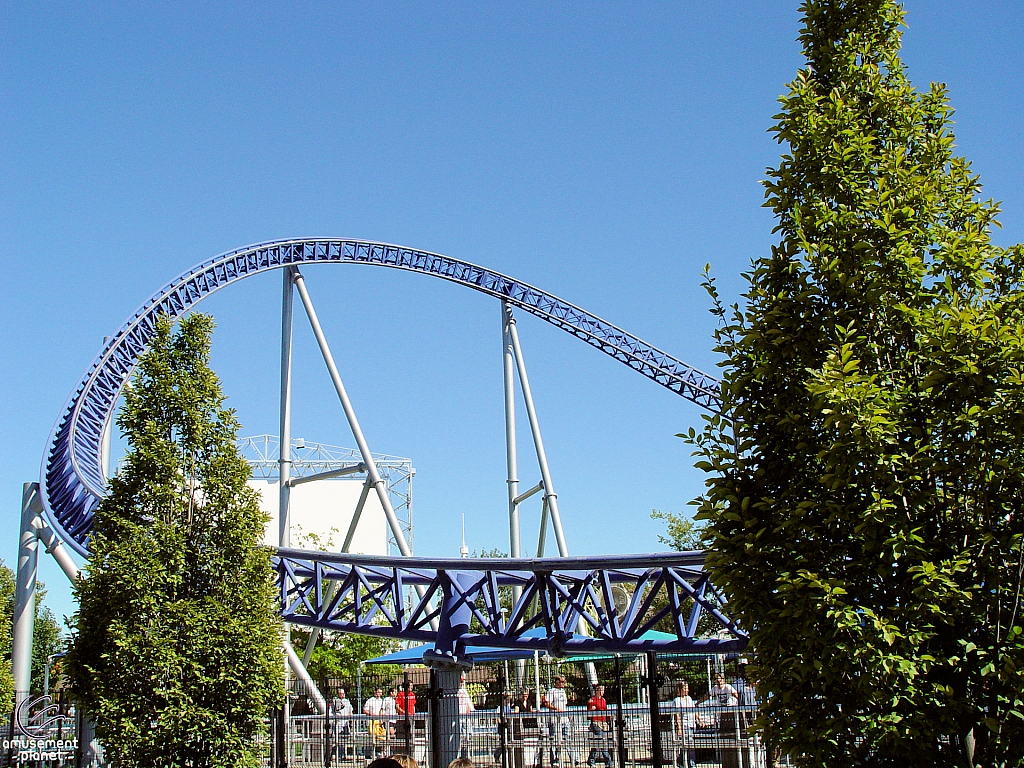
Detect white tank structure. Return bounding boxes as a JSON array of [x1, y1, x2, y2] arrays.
[[238, 434, 413, 556]]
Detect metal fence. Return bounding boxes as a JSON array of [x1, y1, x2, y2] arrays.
[[269, 653, 776, 768], [0, 689, 85, 767], [2, 655, 774, 767]]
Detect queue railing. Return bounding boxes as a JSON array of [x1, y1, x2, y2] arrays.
[[264, 705, 770, 768]]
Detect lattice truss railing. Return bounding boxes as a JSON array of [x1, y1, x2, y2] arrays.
[[43, 239, 721, 558], [276, 550, 747, 654]]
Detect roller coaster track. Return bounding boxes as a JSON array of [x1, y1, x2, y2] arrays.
[[42, 239, 722, 559], [276, 549, 746, 654]]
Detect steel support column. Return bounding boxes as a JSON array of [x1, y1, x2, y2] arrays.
[[12, 483, 79, 710], [502, 302, 525, 682], [284, 640, 326, 714], [13, 484, 40, 698], [507, 317, 568, 557], [278, 267, 326, 711], [536, 498, 549, 558], [646, 651, 664, 768], [279, 266, 295, 550], [279, 264, 295, 707], [35, 516, 80, 583], [502, 301, 521, 560], [429, 665, 469, 768]]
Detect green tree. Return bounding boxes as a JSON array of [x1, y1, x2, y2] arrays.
[[0, 562, 67, 706], [650, 510, 705, 552], [66, 314, 284, 768], [691, 2, 1024, 765], [0, 564, 15, 712], [292, 628, 399, 680]]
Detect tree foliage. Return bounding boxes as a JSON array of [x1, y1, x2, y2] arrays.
[[691, 2, 1024, 765], [0, 562, 67, 708], [0, 564, 14, 711], [292, 628, 399, 681], [66, 314, 284, 768], [650, 510, 705, 552]]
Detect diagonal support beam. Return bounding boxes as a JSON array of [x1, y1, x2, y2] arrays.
[[291, 270, 437, 637], [292, 270, 413, 559], [506, 311, 569, 558]]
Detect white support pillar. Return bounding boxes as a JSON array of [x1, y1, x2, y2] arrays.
[[284, 640, 326, 715], [341, 477, 373, 554], [279, 266, 295, 550], [536, 497, 549, 558], [507, 319, 569, 557], [13, 484, 40, 698], [279, 266, 297, 708], [502, 302, 521, 560], [35, 518, 80, 583]]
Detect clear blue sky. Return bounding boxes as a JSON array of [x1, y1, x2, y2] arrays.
[[2, 2, 1022, 623]]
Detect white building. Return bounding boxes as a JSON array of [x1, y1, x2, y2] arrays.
[[237, 435, 414, 556], [249, 476, 388, 553]]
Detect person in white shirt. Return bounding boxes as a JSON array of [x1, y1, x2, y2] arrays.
[[670, 681, 698, 768], [702, 673, 738, 707], [457, 676, 475, 758], [700, 671, 740, 757], [363, 687, 387, 759], [384, 688, 399, 736], [543, 675, 578, 766], [363, 687, 386, 717], [330, 687, 354, 764]]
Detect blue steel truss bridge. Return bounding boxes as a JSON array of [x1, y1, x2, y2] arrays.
[[14, 238, 741, 708]]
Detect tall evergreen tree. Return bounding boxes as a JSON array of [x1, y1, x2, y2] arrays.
[[66, 314, 283, 768], [692, 1, 1024, 765]]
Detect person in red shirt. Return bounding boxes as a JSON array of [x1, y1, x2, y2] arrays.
[[587, 685, 614, 768], [396, 681, 417, 715], [395, 681, 417, 742]]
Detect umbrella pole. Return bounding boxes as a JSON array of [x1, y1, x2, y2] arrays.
[[534, 651, 541, 710]]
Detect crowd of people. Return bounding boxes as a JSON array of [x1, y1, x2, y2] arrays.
[[325, 665, 757, 768]]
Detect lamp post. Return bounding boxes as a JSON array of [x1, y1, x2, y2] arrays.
[[44, 652, 66, 698]]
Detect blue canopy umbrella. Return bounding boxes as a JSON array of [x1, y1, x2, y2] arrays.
[[365, 627, 553, 665], [364, 642, 539, 666], [363, 629, 684, 666]]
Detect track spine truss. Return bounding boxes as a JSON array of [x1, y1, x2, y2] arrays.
[[276, 549, 746, 655]]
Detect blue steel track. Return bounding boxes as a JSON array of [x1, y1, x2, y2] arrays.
[[42, 239, 722, 559]]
